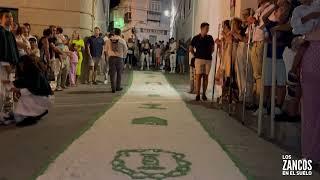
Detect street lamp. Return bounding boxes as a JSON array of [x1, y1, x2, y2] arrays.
[[164, 10, 170, 17]]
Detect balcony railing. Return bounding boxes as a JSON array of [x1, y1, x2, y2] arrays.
[[147, 11, 161, 22]]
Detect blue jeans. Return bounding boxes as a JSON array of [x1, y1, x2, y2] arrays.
[[177, 55, 185, 65]]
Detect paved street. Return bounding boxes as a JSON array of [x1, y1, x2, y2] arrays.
[[0, 72, 131, 180], [0, 71, 319, 180], [37, 71, 245, 180]]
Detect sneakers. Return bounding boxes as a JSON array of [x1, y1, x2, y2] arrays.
[[104, 80, 108, 85], [0, 119, 13, 126], [202, 95, 208, 101], [287, 72, 299, 86], [275, 107, 283, 116], [0, 113, 14, 125], [116, 88, 123, 91], [252, 108, 268, 116], [16, 117, 38, 127], [56, 87, 63, 91]]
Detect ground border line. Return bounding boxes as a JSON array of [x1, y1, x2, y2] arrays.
[[31, 70, 134, 180], [164, 73, 255, 180]]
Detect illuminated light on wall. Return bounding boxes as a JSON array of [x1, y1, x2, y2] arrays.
[[114, 17, 125, 29], [164, 10, 170, 17]]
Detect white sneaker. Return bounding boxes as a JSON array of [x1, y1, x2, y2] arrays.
[[0, 115, 14, 126], [275, 107, 283, 115], [252, 108, 268, 116], [104, 80, 108, 85]]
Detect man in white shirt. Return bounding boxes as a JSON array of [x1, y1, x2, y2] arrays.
[[169, 38, 177, 73], [105, 28, 128, 93], [247, 0, 274, 107], [140, 39, 150, 70], [103, 33, 110, 84]]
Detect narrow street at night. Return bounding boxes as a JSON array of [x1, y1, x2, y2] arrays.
[[1, 0, 320, 179]]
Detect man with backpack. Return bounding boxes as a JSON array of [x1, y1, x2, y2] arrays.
[[105, 28, 128, 93]]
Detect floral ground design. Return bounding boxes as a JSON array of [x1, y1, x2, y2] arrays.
[[111, 149, 191, 180]]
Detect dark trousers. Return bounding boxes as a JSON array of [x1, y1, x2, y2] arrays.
[[126, 54, 133, 65], [109, 56, 124, 91]]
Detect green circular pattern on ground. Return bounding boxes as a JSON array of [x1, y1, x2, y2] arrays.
[[112, 149, 191, 179]]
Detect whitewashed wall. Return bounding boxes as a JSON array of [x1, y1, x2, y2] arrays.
[[171, 0, 258, 96]]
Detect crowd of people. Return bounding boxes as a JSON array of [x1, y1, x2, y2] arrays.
[[0, 0, 319, 166], [195, 0, 319, 166], [0, 9, 131, 126], [123, 37, 188, 74]]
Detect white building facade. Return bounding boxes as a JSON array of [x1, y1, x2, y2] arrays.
[[170, 0, 258, 94], [112, 0, 171, 44], [170, 0, 258, 42], [0, 0, 110, 37]]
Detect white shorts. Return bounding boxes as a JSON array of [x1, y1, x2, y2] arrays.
[[195, 58, 211, 75], [89, 57, 102, 68], [264, 58, 286, 86]]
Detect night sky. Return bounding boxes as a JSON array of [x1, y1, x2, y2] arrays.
[[110, 0, 120, 8]]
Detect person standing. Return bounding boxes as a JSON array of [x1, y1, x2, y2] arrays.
[[140, 39, 150, 70], [23, 23, 36, 41], [105, 28, 127, 93], [300, 8, 320, 167], [68, 43, 78, 87], [15, 26, 31, 57], [155, 44, 161, 69], [177, 40, 187, 74], [103, 33, 110, 85], [190, 22, 214, 101], [169, 38, 177, 73], [29, 37, 40, 57], [86, 27, 104, 85], [247, 0, 275, 110], [0, 10, 19, 119], [71, 30, 85, 84], [126, 38, 135, 69]]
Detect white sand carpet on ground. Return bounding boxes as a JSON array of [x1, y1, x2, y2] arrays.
[[38, 71, 246, 180]]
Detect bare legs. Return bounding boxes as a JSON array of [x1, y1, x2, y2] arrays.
[[195, 74, 209, 101]]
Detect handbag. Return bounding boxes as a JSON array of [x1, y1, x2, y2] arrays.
[[46, 66, 55, 81], [190, 57, 195, 67]]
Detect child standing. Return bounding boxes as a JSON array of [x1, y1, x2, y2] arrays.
[[155, 44, 161, 69], [69, 44, 78, 87], [29, 37, 40, 57]]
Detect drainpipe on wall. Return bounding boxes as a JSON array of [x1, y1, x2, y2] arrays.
[[191, 0, 196, 36], [92, 0, 97, 32]]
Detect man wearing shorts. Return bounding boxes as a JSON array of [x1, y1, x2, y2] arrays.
[[87, 27, 104, 85], [190, 22, 214, 101]]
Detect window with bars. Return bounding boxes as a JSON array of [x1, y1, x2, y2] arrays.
[[149, 0, 161, 12]]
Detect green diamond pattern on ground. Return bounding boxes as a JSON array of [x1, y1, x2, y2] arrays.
[[139, 103, 166, 110], [148, 94, 161, 97], [145, 82, 162, 85], [111, 149, 191, 180], [132, 117, 168, 126], [37, 71, 247, 180]]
